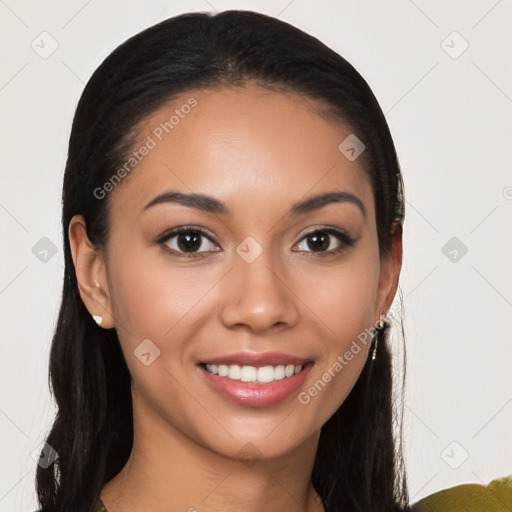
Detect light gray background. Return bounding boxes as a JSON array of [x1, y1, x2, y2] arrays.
[[1, 1, 511, 510]]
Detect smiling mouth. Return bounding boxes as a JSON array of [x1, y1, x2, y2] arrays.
[[198, 354, 315, 407], [200, 362, 311, 384]]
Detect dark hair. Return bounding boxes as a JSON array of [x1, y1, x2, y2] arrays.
[[36, 9, 408, 512]]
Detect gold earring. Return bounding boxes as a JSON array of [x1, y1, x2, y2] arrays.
[[371, 313, 389, 361], [371, 332, 379, 361], [92, 315, 103, 327]]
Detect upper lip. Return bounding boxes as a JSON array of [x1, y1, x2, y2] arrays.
[[200, 351, 312, 367]]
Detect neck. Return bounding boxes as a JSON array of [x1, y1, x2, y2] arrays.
[[100, 392, 325, 512]]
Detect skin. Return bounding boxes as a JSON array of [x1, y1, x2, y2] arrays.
[[69, 83, 402, 512]]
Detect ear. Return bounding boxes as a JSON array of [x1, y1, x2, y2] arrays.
[[374, 221, 403, 322], [68, 214, 115, 329]]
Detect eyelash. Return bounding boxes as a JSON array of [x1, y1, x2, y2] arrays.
[[156, 225, 356, 260]]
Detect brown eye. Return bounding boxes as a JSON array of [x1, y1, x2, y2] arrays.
[[157, 227, 218, 258], [296, 228, 355, 256], [175, 232, 202, 252]]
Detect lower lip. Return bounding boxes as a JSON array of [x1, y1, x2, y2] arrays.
[[200, 364, 313, 408]]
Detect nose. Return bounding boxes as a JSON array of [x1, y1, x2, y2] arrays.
[[219, 246, 300, 335]]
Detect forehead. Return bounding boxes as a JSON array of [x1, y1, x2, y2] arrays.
[[109, 84, 373, 222]]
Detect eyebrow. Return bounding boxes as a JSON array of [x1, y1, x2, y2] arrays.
[[142, 190, 366, 218]]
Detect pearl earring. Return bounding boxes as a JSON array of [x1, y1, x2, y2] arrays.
[[92, 315, 103, 326]]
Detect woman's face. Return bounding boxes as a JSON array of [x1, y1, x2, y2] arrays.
[[77, 84, 399, 462]]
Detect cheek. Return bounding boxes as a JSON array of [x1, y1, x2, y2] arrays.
[[296, 248, 380, 414], [301, 249, 380, 346], [106, 242, 222, 354]]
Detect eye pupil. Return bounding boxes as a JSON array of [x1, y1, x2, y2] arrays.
[[178, 233, 201, 252], [308, 232, 329, 252]]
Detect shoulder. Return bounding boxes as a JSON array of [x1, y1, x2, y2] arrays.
[[409, 475, 512, 512]]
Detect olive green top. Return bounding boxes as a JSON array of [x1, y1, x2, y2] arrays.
[[410, 475, 512, 512], [94, 475, 512, 511], [95, 500, 108, 512]]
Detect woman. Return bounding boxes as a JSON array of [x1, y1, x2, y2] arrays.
[[35, 9, 409, 512]]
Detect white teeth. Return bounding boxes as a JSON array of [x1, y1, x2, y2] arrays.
[[240, 366, 257, 382], [205, 363, 304, 383], [285, 364, 295, 377], [218, 364, 229, 377], [228, 364, 241, 380], [257, 366, 275, 383], [274, 365, 285, 380]]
